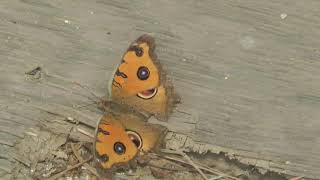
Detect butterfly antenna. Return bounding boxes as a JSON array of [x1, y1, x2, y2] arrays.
[[73, 81, 111, 111], [76, 101, 98, 109], [73, 81, 102, 102]]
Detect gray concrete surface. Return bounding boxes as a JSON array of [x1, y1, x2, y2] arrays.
[[0, 0, 320, 178]]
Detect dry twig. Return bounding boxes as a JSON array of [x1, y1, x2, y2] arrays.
[[289, 176, 304, 180], [71, 143, 99, 177], [48, 157, 91, 180], [77, 127, 95, 139], [156, 149, 240, 180], [180, 151, 208, 180]]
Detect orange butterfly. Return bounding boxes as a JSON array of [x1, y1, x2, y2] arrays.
[[94, 34, 179, 170]]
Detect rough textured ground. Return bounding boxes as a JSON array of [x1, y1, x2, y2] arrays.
[[0, 0, 320, 179]]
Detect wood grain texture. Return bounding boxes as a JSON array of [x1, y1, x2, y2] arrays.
[[0, 0, 319, 178]]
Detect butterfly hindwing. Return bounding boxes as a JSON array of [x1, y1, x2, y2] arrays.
[[116, 112, 167, 153], [94, 112, 166, 169], [94, 113, 138, 169]]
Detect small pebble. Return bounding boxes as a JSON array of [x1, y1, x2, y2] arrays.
[[285, 161, 290, 165], [280, 13, 287, 19], [67, 117, 74, 121], [240, 36, 255, 49]]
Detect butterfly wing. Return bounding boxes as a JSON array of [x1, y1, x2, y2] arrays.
[[94, 113, 138, 169], [109, 34, 180, 121], [111, 34, 160, 97]]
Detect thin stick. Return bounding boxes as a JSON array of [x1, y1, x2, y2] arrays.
[[48, 157, 92, 180], [208, 175, 223, 180], [289, 176, 304, 180], [71, 143, 99, 177], [77, 127, 94, 139], [152, 152, 239, 180], [148, 164, 183, 172], [160, 149, 233, 178], [180, 151, 208, 180], [158, 149, 208, 179]]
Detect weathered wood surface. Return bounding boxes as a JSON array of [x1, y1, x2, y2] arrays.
[[1, 0, 320, 178]]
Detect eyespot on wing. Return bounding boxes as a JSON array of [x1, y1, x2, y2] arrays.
[[94, 113, 138, 169]]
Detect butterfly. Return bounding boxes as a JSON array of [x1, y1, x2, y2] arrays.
[[94, 34, 179, 170]]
